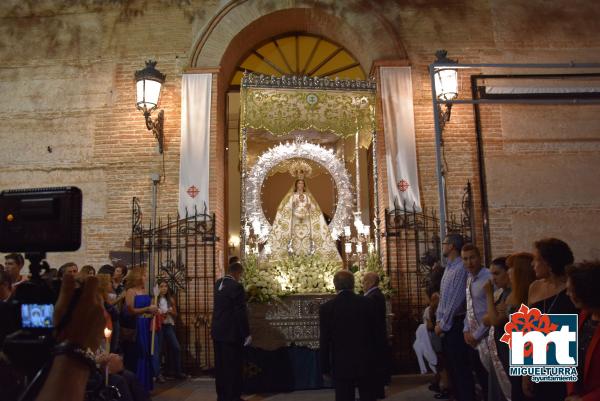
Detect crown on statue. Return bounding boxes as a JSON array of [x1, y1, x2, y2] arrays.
[[288, 159, 313, 179]]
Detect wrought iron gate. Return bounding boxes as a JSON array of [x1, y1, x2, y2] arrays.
[[131, 198, 218, 373], [385, 183, 474, 372]]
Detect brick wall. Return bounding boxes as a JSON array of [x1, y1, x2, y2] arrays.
[[1, 1, 599, 372]]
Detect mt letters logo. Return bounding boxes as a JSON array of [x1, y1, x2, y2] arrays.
[[500, 304, 578, 383]]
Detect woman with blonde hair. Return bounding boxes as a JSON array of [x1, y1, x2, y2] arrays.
[[122, 266, 157, 394]]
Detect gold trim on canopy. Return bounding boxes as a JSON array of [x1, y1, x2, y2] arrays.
[[240, 74, 376, 148]]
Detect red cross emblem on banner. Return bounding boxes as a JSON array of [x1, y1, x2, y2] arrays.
[[187, 185, 199, 199], [397, 179, 410, 192]]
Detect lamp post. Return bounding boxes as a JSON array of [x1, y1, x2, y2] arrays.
[[135, 60, 166, 153], [135, 61, 165, 287], [429, 50, 459, 254]]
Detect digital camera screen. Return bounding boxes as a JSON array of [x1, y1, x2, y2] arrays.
[[21, 304, 54, 329]]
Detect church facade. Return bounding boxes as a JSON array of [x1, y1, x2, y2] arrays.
[[1, 0, 600, 370], [2, 0, 598, 267]]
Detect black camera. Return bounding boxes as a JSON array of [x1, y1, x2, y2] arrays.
[[0, 187, 82, 377]]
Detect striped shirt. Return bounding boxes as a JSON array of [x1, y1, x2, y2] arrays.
[[436, 256, 468, 332]]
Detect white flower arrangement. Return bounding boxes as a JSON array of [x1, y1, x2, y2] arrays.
[[242, 252, 392, 303], [242, 254, 339, 302], [352, 252, 393, 297]]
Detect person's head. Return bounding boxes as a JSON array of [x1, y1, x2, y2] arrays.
[[333, 270, 354, 292], [0, 270, 12, 298], [461, 243, 482, 275], [228, 256, 240, 266], [506, 252, 535, 306], [490, 256, 510, 289], [362, 272, 379, 292], [533, 238, 574, 279], [97, 264, 115, 276], [294, 179, 306, 193], [113, 263, 128, 282], [442, 233, 464, 258], [158, 280, 171, 297], [42, 268, 58, 280], [125, 266, 146, 289], [566, 261, 600, 311], [227, 262, 244, 281], [4, 253, 24, 280], [58, 262, 78, 279], [79, 265, 95, 278]]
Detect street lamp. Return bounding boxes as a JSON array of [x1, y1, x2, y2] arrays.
[[135, 60, 166, 153], [433, 50, 458, 128]]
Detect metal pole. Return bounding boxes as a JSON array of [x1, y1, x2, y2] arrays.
[[470, 77, 492, 267], [355, 129, 361, 213], [240, 126, 247, 258], [372, 126, 381, 256], [149, 173, 160, 290], [429, 65, 448, 257], [431, 62, 600, 69]]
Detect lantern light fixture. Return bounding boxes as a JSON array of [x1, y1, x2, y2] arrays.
[[433, 50, 459, 128], [135, 60, 166, 153]]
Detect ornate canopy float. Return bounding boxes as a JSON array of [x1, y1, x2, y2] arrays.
[[239, 72, 380, 262]]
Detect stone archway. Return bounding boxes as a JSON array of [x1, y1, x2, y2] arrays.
[[191, 2, 407, 72], [188, 2, 407, 262]]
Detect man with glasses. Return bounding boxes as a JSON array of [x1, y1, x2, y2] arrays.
[[434, 234, 475, 401]]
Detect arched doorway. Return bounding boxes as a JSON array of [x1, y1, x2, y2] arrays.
[[224, 32, 370, 254]]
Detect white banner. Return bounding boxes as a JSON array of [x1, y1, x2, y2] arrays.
[[380, 67, 422, 211], [179, 73, 211, 216]]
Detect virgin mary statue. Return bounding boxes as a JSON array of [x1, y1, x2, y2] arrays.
[[267, 178, 341, 262]]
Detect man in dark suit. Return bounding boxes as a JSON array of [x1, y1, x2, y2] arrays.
[[211, 261, 251, 401], [320, 270, 377, 401], [363, 272, 389, 399]]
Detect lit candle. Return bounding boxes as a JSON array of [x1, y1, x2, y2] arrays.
[[104, 327, 112, 386], [104, 327, 112, 354]]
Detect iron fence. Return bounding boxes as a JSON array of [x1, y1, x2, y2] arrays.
[[385, 182, 474, 372], [131, 198, 218, 373]]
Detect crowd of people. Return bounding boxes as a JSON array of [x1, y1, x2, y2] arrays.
[[415, 236, 600, 401], [1, 235, 598, 401], [0, 256, 186, 401]]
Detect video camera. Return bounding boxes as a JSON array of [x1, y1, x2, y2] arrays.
[[0, 187, 82, 377]]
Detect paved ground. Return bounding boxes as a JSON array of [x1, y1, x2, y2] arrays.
[[153, 374, 436, 401]]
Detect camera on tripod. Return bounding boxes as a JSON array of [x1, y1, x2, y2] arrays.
[[0, 187, 82, 376]]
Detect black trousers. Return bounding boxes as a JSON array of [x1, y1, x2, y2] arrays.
[[468, 346, 488, 401], [214, 340, 243, 401], [442, 317, 474, 401], [334, 377, 376, 401]]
